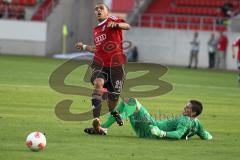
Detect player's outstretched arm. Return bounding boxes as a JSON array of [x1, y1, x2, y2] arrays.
[[150, 117, 189, 140], [196, 122, 213, 140], [107, 21, 131, 30], [75, 42, 96, 53], [197, 131, 212, 140]]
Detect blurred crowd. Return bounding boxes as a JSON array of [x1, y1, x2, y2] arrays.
[[188, 31, 228, 69]]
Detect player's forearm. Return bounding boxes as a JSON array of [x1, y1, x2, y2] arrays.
[[118, 22, 131, 30], [150, 126, 184, 140], [75, 42, 96, 53], [165, 131, 184, 139], [85, 45, 96, 53], [197, 131, 213, 140]]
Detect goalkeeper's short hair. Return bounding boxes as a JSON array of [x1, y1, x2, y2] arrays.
[[190, 100, 203, 116]]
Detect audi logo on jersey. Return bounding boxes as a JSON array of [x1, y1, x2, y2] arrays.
[[95, 34, 106, 44]]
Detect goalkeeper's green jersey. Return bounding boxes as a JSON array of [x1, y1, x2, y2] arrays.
[[129, 100, 212, 140], [155, 115, 211, 140]]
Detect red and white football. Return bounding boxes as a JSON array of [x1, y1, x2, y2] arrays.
[[26, 131, 46, 151]]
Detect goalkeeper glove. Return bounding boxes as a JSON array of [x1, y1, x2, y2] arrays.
[[205, 131, 213, 140], [150, 125, 167, 138]]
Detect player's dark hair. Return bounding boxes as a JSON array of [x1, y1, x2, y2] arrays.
[[190, 100, 203, 116]]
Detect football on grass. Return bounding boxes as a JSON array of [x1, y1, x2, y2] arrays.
[[26, 131, 46, 151]]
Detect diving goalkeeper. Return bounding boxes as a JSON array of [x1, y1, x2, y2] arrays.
[[85, 98, 212, 140]]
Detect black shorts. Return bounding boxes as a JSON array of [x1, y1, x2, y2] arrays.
[[90, 62, 125, 101]]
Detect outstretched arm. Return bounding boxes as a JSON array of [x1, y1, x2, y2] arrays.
[[196, 122, 212, 140], [107, 21, 131, 30], [151, 117, 189, 140], [75, 42, 96, 53]]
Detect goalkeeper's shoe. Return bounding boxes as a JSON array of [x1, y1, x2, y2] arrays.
[[84, 118, 107, 135], [111, 110, 123, 126]]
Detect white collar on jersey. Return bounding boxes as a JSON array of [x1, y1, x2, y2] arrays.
[[97, 17, 108, 26]]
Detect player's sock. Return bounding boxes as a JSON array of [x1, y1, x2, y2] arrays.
[[92, 98, 102, 118], [101, 99, 138, 128], [92, 89, 103, 118]]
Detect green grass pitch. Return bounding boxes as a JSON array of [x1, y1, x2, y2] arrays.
[[0, 55, 240, 160]]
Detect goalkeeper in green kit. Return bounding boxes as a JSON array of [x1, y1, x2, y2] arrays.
[[84, 98, 212, 140]]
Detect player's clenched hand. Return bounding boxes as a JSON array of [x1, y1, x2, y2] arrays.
[[75, 42, 84, 50], [204, 131, 213, 140], [107, 21, 119, 28], [150, 125, 167, 138]]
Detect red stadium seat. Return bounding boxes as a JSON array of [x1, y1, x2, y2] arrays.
[[203, 17, 214, 24], [216, 25, 227, 32], [0, 4, 5, 18], [189, 24, 200, 30], [165, 23, 176, 29], [177, 23, 188, 29], [202, 25, 213, 31], [141, 15, 150, 21], [166, 16, 175, 23], [10, 0, 36, 6], [153, 15, 163, 28], [190, 17, 200, 23], [141, 23, 151, 27], [138, 0, 231, 31], [177, 16, 188, 23], [153, 15, 163, 22], [152, 22, 163, 28]]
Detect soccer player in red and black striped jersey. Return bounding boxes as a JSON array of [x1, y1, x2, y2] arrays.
[[75, 3, 130, 134], [232, 37, 240, 82]]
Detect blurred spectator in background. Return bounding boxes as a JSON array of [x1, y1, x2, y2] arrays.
[[220, 2, 234, 17], [188, 32, 200, 69], [207, 33, 217, 69], [134, 0, 145, 8], [216, 32, 228, 69], [126, 45, 138, 62], [3, 0, 12, 4]]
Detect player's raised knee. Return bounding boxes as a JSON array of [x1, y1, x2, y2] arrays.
[[94, 78, 104, 88]]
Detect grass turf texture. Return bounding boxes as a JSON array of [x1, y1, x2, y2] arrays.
[[0, 55, 240, 160]]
